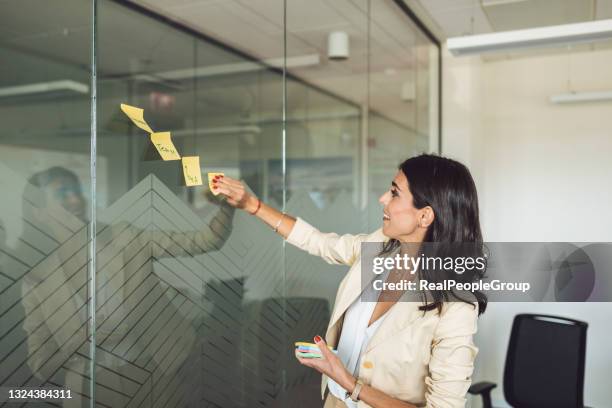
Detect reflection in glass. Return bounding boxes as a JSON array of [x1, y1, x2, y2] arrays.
[[0, 0, 94, 405]]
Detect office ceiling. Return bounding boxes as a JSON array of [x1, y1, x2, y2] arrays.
[[4, 0, 610, 131], [415, 0, 612, 58], [415, 0, 609, 37], [0, 0, 434, 131], [127, 0, 434, 130]]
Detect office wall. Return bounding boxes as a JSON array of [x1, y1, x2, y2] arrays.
[[443, 46, 612, 407]]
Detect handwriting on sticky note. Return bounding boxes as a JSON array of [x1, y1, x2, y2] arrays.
[[120, 103, 154, 133], [150, 132, 181, 161], [207, 172, 224, 195], [182, 156, 203, 186]]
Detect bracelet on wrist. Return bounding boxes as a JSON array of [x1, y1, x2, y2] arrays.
[[345, 378, 363, 402], [273, 211, 286, 232], [351, 379, 363, 402]]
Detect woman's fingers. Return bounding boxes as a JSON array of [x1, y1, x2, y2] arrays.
[[217, 174, 234, 182], [314, 336, 333, 360], [213, 179, 251, 209], [216, 175, 241, 189], [217, 178, 243, 192], [214, 177, 251, 208], [215, 177, 236, 191], [221, 177, 242, 188], [294, 350, 322, 370], [214, 186, 232, 198], [294, 349, 308, 363]]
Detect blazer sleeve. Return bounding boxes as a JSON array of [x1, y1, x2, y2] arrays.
[[424, 301, 479, 408], [20, 276, 70, 381], [284, 216, 372, 266], [110, 206, 234, 258]]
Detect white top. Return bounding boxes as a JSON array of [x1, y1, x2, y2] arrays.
[[327, 296, 390, 407]]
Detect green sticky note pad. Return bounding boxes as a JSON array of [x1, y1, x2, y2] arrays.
[[296, 351, 324, 359]]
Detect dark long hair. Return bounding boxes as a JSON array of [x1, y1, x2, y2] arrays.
[[379, 154, 488, 315]]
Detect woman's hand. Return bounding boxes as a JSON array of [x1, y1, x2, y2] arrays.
[[295, 336, 356, 393], [212, 175, 259, 213]]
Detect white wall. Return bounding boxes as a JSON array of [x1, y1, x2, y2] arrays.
[[442, 46, 612, 408]]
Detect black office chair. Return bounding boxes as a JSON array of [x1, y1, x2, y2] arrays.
[[469, 313, 588, 408]]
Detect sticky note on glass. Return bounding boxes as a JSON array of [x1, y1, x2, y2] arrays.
[[120, 103, 153, 133], [150, 132, 181, 161], [207, 172, 224, 195], [182, 156, 203, 186]]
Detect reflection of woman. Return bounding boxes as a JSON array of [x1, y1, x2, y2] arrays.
[[18, 167, 234, 407], [215, 154, 487, 408]]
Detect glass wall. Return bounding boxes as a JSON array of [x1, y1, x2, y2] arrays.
[[0, 0, 439, 407], [0, 0, 94, 406]]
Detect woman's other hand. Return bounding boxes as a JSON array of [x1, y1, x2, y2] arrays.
[[212, 175, 259, 213], [295, 335, 356, 393]]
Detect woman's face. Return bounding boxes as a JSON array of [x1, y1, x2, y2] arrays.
[[378, 170, 432, 242], [47, 178, 87, 222]]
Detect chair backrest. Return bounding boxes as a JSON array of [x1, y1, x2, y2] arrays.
[[503, 313, 587, 408]]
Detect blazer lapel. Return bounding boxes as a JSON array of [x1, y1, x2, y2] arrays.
[[327, 263, 363, 331], [327, 228, 391, 335]]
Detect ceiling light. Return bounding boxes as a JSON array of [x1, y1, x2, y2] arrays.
[[447, 19, 612, 56], [130, 54, 320, 83], [328, 31, 349, 60], [0, 80, 89, 98], [482, 0, 529, 5], [172, 125, 261, 136], [549, 90, 612, 104]]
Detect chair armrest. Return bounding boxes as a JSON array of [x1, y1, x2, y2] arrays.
[[468, 381, 497, 395], [468, 381, 497, 408]]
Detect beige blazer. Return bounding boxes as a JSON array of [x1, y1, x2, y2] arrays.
[[285, 217, 479, 408]]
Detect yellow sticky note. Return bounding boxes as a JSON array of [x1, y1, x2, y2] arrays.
[[207, 172, 224, 195], [120, 103, 153, 133], [150, 132, 181, 161], [182, 156, 203, 186]]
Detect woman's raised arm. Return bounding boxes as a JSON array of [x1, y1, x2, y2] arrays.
[[215, 175, 369, 266], [213, 175, 296, 238]]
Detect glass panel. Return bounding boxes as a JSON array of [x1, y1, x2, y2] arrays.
[[0, 0, 438, 406], [284, 0, 369, 406], [283, 0, 439, 405], [416, 30, 440, 154], [368, 0, 437, 227], [0, 0, 93, 405], [96, 0, 284, 407], [193, 37, 287, 408]]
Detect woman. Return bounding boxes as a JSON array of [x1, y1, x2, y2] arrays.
[[213, 153, 487, 408]]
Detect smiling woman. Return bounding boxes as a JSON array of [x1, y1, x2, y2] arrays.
[[214, 153, 487, 408], [378, 154, 488, 315]]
